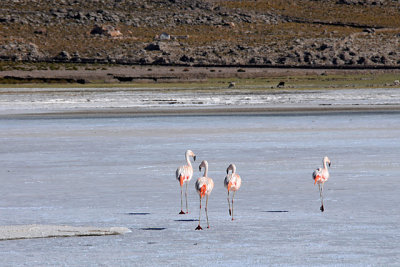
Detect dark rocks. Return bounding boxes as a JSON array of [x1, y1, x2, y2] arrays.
[[318, 43, 330, 51], [90, 25, 122, 37], [336, 0, 385, 5], [356, 56, 366, 64], [277, 81, 285, 88], [249, 57, 258, 64], [153, 57, 167, 64], [333, 57, 345, 65], [145, 43, 161, 51], [71, 51, 81, 62], [180, 55, 194, 63], [339, 52, 351, 62], [34, 28, 47, 35], [0, 16, 9, 23], [1, 0, 399, 68], [277, 57, 287, 64], [0, 42, 44, 61], [90, 25, 107, 35], [55, 51, 71, 61], [303, 52, 313, 63], [370, 55, 386, 64]]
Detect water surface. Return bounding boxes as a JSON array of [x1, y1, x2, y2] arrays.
[[0, 113, 399, 266]]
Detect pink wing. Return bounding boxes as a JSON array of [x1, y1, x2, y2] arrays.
[[176, 165, 193, 181]]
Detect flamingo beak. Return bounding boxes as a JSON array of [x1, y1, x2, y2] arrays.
[[180, 176, 184, 187], [193, 155, 196, 161], [227, 181, 232, 191], [328, 162, 331, 167], [199, 166, 201, 172]]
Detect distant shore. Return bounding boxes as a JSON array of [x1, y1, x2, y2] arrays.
[[1, 64, 400, 118], [2, 64, 400, 85]]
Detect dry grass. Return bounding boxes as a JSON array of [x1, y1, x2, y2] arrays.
[[221, 0, 400, 28]]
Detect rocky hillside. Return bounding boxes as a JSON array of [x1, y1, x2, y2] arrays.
[[1, 0, 400, 67]]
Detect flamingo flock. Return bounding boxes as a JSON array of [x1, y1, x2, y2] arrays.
[[176, 150, 332, 230]]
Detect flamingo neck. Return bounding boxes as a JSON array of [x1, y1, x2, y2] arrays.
[[231, 164, 236, 174], [185, 153, 192, 167], [323, 159, 328, 170], [203, 163, 208, 177]]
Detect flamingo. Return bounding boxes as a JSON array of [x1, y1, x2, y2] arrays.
[[224, 163, 242, 221], [195, 160, 214, 230], [312, 156, 331, 212], [176, 150, 196, 214]]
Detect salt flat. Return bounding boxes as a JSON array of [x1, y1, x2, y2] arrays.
[[0, 111, 399, 266], [1, 87, 400, 116]]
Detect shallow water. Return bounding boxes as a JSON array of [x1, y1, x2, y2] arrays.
[[0, 113, 399, 266]]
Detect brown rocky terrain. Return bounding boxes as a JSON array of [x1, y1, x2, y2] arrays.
[[1, 0, 400, 68]]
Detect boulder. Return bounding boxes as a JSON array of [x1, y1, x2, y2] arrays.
[[145, 43, 161, 51], [55, 51, 70, 60], [158, 32, 171, 40], [90, 25, 122, 37], [180, 55, 194, 62], [34, 28, 47, 35]]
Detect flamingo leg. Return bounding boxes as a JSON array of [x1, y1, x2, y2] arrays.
[[231, 191, 236, 221], [206, 195, 210, 229], [195, 196, 202, 230], [227, 190, 231, 216], [179, 185, 185, 214], [319, 184, 324, 212], [185, 181, 188, 214]]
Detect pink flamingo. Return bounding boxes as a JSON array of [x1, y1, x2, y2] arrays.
[[195, 160, 214, 230], [312, 156, 331, 212], [224, 163, 242, 220], [176, 150, 196, 214]]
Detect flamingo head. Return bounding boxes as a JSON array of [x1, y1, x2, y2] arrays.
[[324, 156, 331, 167], [226, 163, 236, 174], [199, 160, 207, 172], [187, 150, 196, 161]]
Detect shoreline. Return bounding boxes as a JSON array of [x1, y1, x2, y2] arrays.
[[2, 64, 400, 85], [2, 104, 400, 119]]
